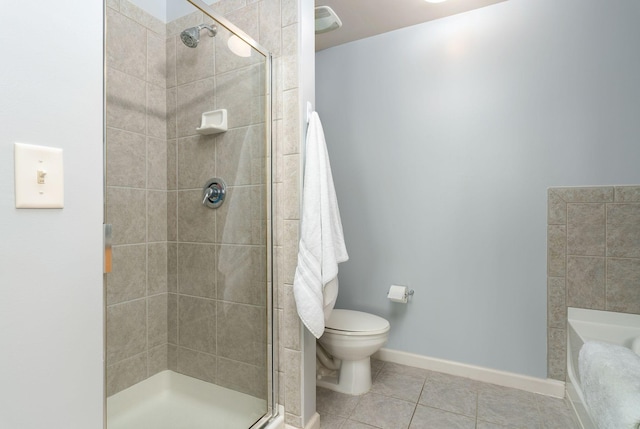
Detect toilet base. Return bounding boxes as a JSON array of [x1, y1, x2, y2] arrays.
[[316, 357, 372, 395]]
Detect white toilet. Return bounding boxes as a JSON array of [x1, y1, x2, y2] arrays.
[[316, 309, 390, 395]]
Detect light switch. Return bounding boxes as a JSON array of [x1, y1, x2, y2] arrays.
[[14, 143, 64, 209]]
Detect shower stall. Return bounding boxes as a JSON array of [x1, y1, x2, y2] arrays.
[[104, 0, 277, 427]]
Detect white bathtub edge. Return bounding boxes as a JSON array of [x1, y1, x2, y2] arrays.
[[373, 348, 565, 398]]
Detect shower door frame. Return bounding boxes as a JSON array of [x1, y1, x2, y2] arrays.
[[102, 0, 276, 426]]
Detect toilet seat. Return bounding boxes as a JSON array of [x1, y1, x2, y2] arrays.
[[324, 309, 390, 336]]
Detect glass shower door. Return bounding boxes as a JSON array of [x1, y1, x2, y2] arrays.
[[104, 0, 274, 427]]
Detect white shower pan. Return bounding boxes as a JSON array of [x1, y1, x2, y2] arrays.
[[107, 370, 280, 429]]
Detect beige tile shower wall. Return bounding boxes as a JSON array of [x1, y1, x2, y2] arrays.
[[106, 0, 303, 421], [164, 0, 297, 407], [105, 0, 170, 397], [547, 186, 640, 380]]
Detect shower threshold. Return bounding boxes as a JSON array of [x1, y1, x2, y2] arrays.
[[107, 370, 267, 429]]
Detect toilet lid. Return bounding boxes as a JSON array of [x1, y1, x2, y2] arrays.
[[325, 309, 390, 335]]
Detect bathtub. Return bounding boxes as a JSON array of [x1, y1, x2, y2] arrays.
[[566, 307, 640, 429]]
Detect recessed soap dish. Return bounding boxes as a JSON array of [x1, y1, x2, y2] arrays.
[[196, 109, 227, 135]]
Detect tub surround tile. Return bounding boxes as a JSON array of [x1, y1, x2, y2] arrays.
[[551, 187, 614, 203], [566, 256, 605, 310], [547, 225, 566, 277], [615, 186, 640, 202], [606, 258, 640, 313], [547, 190, 566, 225], [566, 203, 605, 256], [547, 277, 566, 329], [547, 328, 566, 380], [606, 204, 640, 258], [548, 186, 640, 381]]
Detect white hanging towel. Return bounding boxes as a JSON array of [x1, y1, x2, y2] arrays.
[[293, 111, 348, 339]]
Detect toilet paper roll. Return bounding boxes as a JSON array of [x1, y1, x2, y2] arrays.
[[387, 285, 408, 304]]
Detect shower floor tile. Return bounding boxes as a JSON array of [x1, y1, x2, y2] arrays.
[[318, 360, 580, 429]]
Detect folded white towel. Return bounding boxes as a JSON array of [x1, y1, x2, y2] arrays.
[[293, 111, 348, 339], [579, 341, 640, 429]]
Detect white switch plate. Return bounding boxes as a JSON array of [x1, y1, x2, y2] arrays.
[[14, 143, 64, 209]]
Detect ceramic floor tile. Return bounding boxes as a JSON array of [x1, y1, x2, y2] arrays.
[[350, 392, 416, 429], [409, 405, 475, 429], [317, 361, 580, 429], [320, 413, 347, 429], [477, 385, 542, 429], [371, 358, 385, 380], [419, 378, 477, 417], [536, 395, 580, 429], [370, 368, 426, 403], [476, 421, 517, 429], [342, 420, 380, 429], [316, 387, 361, 418]]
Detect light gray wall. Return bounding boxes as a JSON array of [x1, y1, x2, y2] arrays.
[[0, 1, 104, 428], [316, 0, 640, 378]]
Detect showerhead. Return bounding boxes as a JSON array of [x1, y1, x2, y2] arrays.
[[180, 24, 217, 48]]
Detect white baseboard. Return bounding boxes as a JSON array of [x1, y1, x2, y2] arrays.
[[373, 348, 565, 398]]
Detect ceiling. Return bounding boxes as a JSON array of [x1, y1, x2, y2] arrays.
[[315, 0, 507, 51]]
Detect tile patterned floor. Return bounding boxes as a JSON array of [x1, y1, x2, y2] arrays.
[[317, 360, 579, 429]]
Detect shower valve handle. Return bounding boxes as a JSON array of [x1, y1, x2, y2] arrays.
[[202, 187, 215, 204]]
